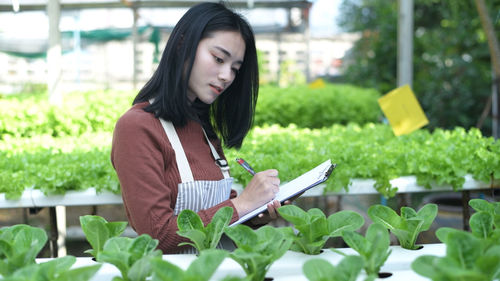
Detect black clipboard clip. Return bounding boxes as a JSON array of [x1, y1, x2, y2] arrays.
[[324, 163, 336, 178]]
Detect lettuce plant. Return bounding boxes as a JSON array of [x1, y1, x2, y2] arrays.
[[224, 225, 293, 281], [1, 255, 101, 281], [0, 224, 47, 276], [338, 223, 391, 281], [437, 199, 500, 251], [413, 200, 500, 281], [303, 255, 364, 281], [150, 249, 227, 281], [412, 230, 500, 281], [277, 205, 364, 254], [469, 198, 500, 229], [176, 206, 233, 253], [79, 215, 128, 258], [96, 234, 162, 281], [367, 203, 437, 250]]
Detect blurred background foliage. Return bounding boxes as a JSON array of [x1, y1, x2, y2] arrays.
[[337, 0, 500, 136]]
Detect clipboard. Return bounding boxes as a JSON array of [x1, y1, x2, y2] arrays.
[[230, 159, 336, 226]]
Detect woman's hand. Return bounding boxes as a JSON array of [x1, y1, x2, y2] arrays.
[[231, 169, 280, 217], [248, 198, 297, 226]]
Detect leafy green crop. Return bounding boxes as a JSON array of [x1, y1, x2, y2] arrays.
[[224, 225, 293, 281], [80, 215, 128, 258], [96, 234, 162, 281], [367, 203, 437, 250], [437, 199, 500, 251], [1, 255, 101, 281], [176, 206, 233, 253], [255, 83, 382, 128], [150, 249, 228, 281], [303, 255, 364, 281], [338, 223, 392, 281], [0, 133, 120, 199], [226, 124, 500, 198], [0, 224, 48, 276], [469, 199, 500, 230], [278, 205, 364, 254], [1, 120, 499, 199], [412, 230, 500, 281], [412, 199, 500, 281]]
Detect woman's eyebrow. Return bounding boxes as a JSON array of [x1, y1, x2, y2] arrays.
[[215, 46, 243, 64]]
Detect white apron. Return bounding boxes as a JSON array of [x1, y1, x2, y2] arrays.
[[159, 118, 235, 254]]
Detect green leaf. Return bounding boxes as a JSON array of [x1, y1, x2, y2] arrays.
[[469, 199, 493, 213], [107, 221, 128, 238], [128, 234, 159, 264], [445, 231, 481, 270], [79, 216, 110, 257], [128, 255, 157, 281], [177, 229, 206, 250], [150, 258, 184, 281], [303, 258, 336, 281], [336, 255, 364, 281], [327, 210, 364, 237], [469, 212, 493, 239], [411, 255, 441, 279], [341, 230, 368, 255], [177, 209, 204, 232], [277, 205, 309, 226], [435, 227, 462, 243], [54, 264, 102, 281], [400, 206, 417, 219], [224, 224, 257, 250], [416, 203, 438, 230], [367, 205, 400, 231], [187, 249, 228, 280]]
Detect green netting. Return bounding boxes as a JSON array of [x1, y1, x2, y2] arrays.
[[0, 25, 160, 60]]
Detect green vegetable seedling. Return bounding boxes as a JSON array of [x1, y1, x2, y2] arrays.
[[0, 224, 48, 276], [469, 198, 500, 229], [303, 255, 364, 281], [412, 230, 500, 281], [367, 203, 437, 250], [2, 255, 101, 281], [150, 249, 228, 281], [278, 205, 364, 254], [176, 206, 233, 253], [79, 215, 128, 259], [224, 225, 293, 281], [96, 234, 162, 281], [338, 223, 392, 281], [437, 198, 500, 252]]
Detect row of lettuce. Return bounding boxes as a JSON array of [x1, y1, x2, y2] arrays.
[[0, 83, 498, 199], [1, 123, 499, 199], [2, 199, 499, 281], [0, 84, 381, 139]]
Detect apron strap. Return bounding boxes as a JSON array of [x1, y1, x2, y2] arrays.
[[152, 98, 230, 182], [158, 117, 230, 182], [159, 118, 194, 183], [201, 129, 230, 179]]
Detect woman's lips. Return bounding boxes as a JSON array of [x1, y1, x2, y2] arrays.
[[210, 84, 223, 95]]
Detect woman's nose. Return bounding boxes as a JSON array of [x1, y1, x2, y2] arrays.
[[218, 66, 232, 82]]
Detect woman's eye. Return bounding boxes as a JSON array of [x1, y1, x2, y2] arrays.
[[214, 56, 223, 63], [232, 68, 239, 75]]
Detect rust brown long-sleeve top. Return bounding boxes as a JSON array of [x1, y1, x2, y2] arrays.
[[111, 101, 240, 253]]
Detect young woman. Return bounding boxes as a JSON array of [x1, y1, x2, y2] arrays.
[[111, 2, 284, 254]]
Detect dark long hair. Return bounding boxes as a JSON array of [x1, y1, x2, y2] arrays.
[[133, 2, 259, 149]]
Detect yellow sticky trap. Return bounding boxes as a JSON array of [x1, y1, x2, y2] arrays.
[[308, 78, 326, 89], [378, 85, 429, 136]]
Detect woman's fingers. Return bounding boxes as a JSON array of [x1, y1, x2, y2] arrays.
[[267, 200, 281, 219]]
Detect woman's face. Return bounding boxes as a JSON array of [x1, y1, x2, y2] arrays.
[[187, 30, 245, 104]]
